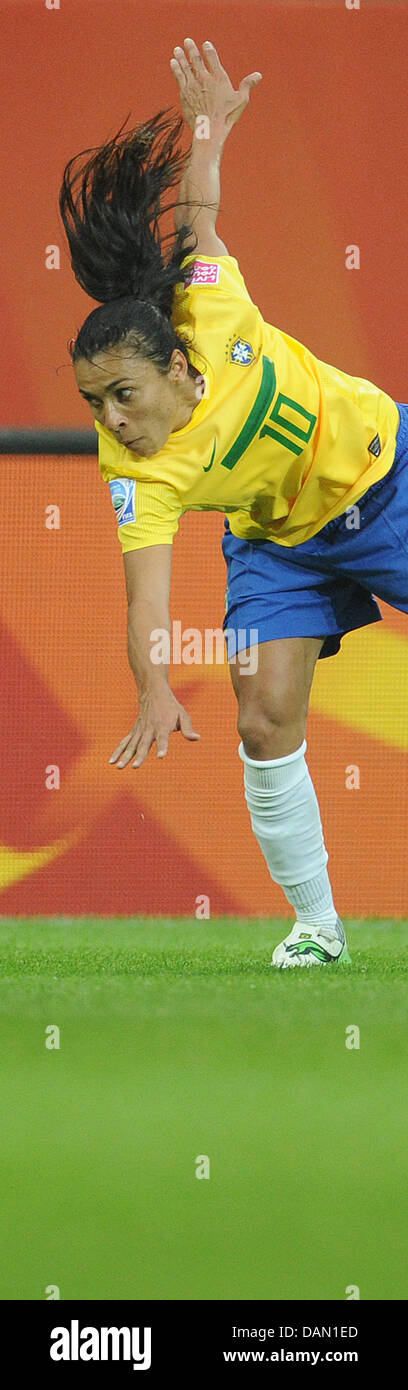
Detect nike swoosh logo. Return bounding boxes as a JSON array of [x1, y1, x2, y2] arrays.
[[203, 438, 217, 473]]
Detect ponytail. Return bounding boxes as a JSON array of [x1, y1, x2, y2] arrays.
[[59, 109, 201, 375]]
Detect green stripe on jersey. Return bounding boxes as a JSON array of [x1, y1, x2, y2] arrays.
[[220, 356, 277, 471]]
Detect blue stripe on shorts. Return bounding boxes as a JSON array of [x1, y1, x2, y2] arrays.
[[222, 402, 407, 660]]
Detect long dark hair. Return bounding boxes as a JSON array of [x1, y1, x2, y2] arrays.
[[59, 109, 200, 376]]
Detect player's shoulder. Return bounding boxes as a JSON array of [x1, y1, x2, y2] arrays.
[[176, 251, 252, 301]]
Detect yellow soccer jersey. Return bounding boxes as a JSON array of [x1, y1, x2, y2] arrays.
[[96, 253, 400, 553]]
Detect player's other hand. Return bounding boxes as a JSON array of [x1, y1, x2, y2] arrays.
[[109, 686, 200, 769], [170, 38, 262, 137]]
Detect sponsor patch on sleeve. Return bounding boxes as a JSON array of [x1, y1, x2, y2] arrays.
[[109, 477, 137, 526], [185, 259, 221, 287]]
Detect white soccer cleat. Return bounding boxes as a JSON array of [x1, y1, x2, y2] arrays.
[[271, 916, 351, 968]]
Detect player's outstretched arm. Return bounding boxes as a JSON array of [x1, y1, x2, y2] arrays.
[[109, 545, 200, 769], [171, 38, 262, 255]]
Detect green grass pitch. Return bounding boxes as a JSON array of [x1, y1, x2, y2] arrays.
[[0, 917, 407, 1302]]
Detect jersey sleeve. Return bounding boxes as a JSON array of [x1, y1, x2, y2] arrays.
[[107, 475, 182, 554], [173, 254, 255, 313], [171, 254, 262, 371]]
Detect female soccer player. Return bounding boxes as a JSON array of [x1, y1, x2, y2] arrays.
[[59, 39, 407, 967]]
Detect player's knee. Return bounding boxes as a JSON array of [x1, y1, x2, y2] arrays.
[[237, 708, 306, 761]]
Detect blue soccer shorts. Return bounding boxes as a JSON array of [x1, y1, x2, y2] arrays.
[[222, 402, 408, 660]]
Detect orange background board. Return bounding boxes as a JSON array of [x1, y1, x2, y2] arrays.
[[0, 0, 407, 915]]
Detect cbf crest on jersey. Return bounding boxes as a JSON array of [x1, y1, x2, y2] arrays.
[[109, 477, 136, 526], [226, 336, 255, 366]]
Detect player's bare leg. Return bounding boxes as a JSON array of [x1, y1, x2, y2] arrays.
[[228, 636, 351, 967]]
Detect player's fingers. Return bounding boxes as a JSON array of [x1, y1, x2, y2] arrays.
[[109, 733, 135, 764], [156, 730, 170, 760], [170, 57, 185, 86], [202, 40, 227, 74], [178, 709, 200, 741], [132, 732, 156, 769], [118, 735, 147, 768], [112, 725, 147, 768], [183, 37, 208, 79], [172, 45, 190, 81], [239, 72, 263, 100]]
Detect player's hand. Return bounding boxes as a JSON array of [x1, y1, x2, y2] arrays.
[[170, 38, 262, 137], [109, 687, 200, 769]]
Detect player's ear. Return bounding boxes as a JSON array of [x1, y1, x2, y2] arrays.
[[169, 348, 189, 380]]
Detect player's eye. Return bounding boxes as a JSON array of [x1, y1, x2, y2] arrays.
[[88, 389, 133, 408]]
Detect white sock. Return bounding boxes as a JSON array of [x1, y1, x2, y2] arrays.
[[239, 738, 339, 930]]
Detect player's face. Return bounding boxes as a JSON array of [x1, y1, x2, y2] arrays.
[[74, 346, 199, 456]]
